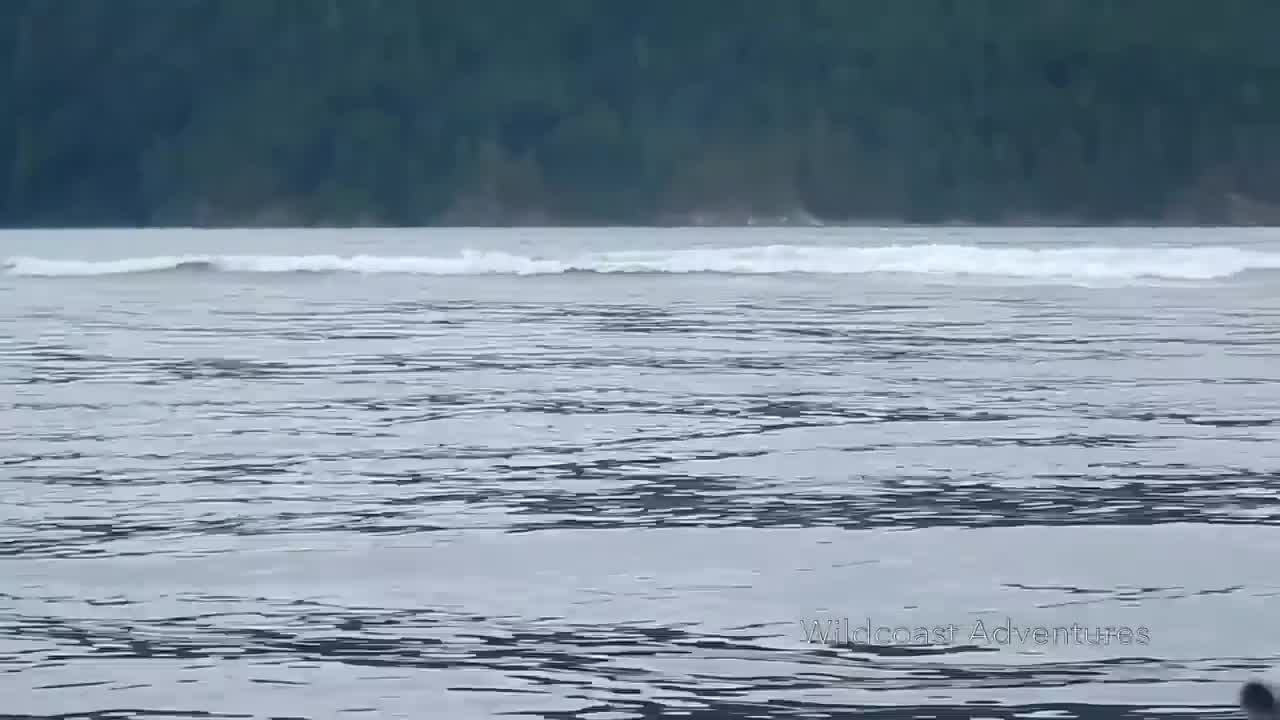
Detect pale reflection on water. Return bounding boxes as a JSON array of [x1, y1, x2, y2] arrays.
[[3, 228, 1280, 719]]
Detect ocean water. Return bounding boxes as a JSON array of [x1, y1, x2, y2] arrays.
[[2, 226, 1279, 720]]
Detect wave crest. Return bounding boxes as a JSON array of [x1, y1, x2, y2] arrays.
[[5, 244, 1279, 280]]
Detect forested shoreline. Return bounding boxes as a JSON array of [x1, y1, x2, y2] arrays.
[[4, 0, 1280, 227]]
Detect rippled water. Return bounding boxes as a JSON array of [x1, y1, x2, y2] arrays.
[[3, 227, 1279, 720]]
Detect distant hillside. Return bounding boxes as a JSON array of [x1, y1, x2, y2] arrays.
[[3, 0, 1280, 227]]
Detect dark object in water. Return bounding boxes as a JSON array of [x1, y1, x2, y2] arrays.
[[1242, 679, 1277, 720]]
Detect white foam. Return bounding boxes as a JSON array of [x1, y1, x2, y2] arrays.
[[5, 244, 1279, 281]]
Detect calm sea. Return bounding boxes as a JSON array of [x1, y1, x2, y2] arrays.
[[3, 227, 1279, 720]]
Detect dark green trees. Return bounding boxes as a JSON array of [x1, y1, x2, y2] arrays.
[[3, 0, 1279, 227]]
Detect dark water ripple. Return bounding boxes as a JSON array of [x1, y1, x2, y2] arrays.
[[3, 235, 1280, 718]]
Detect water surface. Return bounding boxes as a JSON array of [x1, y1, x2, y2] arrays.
[[3, 227, 1279, 719]]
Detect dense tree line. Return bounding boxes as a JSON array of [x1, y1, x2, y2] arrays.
[[3, 0, 1280, 227]]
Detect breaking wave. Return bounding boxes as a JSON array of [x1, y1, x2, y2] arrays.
[[5, 244, 1280, 280]]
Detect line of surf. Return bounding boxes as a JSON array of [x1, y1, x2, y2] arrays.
[[5, 244, 1280, 280]]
